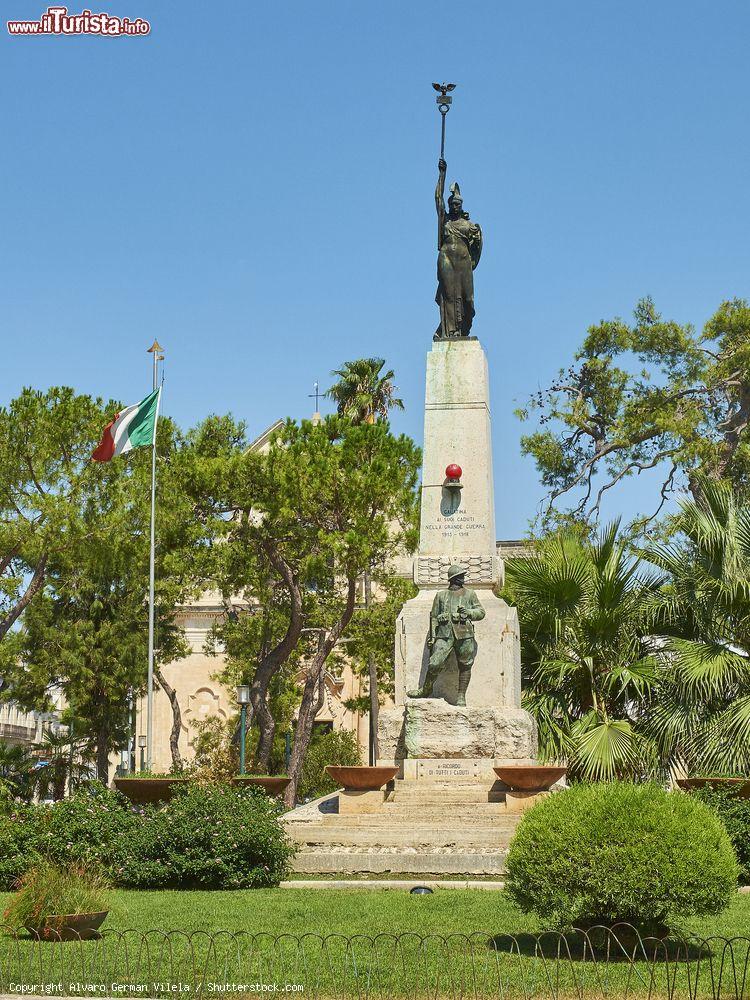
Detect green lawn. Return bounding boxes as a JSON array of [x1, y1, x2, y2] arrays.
[[1, 890, 749, 998], [2, 886, 750, 937], [97, 887, 750, 938]]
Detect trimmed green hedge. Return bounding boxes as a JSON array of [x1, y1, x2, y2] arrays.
[[505, 782, 739, 929], [689, 784, 750, 885], [0, 783, 294, 890]]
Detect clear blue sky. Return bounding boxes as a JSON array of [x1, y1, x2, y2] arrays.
[[2, 0, 749, 536]]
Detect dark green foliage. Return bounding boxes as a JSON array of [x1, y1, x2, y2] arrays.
[[298, 729, 361, 801], [505, 782, 739, 929], [0, 784, 294, 891], [643, 481, 750, 776], [505, 524, 663, 780], [119, 783, 294, 889], [0, 803, 42, 889], [690, 785, 750, 885]]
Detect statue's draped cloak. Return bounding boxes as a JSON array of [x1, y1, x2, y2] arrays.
[[436, 216, 483, 339]]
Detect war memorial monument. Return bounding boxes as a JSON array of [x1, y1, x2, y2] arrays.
[[284, 86, 544, 876]]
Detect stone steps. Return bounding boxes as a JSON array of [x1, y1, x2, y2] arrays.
[[291, 848, 510, 876], [318, 811, 516, 827], [283, 779, 522, 875], [391, 788, 504, 804], [288, 826, 516, 848]]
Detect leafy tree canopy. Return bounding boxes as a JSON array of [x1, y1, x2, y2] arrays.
[[518, 298, 750, 529], [0, 387, 109, 645]]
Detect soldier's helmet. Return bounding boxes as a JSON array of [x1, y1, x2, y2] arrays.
[[447, 564, 466, 582]]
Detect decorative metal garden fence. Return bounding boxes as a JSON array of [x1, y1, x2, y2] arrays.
[[0, 926, 749, 999]]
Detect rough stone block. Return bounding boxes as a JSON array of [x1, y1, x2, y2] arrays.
[[378, 700, 537, 762]]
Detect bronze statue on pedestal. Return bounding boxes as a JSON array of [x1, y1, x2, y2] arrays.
[[407, 565, 485, 707], [432, 83, 483, 341]]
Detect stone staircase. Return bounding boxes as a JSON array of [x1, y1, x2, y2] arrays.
[[284, 779, 521, 875]]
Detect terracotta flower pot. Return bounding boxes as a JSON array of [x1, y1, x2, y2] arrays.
[[27, 911, 109, 941], [493, 765, 567, 792], [677, 777, 750, 797], [233, 776, 291, 796], [114, 777, 189, 804], [325, 766, 399, 790]]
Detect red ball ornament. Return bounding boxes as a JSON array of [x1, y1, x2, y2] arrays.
[[445, 463, 463, 480]]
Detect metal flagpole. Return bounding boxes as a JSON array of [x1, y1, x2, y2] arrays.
[[146, 340, 164, 771]]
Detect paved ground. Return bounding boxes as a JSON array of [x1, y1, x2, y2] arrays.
[[279, 878, 506, 889]]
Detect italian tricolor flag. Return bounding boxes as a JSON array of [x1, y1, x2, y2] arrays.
[[92, 387, 161, 462]]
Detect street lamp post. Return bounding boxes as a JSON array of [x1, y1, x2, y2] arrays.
[[236, 685, 250, 775], [138, 735, 147, 773]]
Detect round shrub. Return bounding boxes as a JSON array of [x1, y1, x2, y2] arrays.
[[505, 782, 739, 929]]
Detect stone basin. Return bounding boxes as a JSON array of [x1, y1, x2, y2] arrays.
[[493, 765, 567, 792], [234, 775, 290, 796], [325, 766, 399, 790], [27, 911, 109, 942], [114, 777, 189, 804], [677, 777, 750, 798]]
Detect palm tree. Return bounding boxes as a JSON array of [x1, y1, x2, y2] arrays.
[[326, 358, 404, 763], [0, 741, 37, 801], [326, 358, 404, 425], [34, 727, 96, 799], [506, 523, 664, 780], [643, 480, 750, 775]]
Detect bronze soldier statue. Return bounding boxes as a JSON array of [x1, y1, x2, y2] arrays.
[[407, 564, 485, 706], [434, 159, 482, 340]]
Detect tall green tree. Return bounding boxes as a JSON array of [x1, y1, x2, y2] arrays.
[[505, 523, 664, 780], [644, 480, 750, 775], [12, 423, 190, 781], [326, 358, 404, 424], [326, 358, 408, 761], [518, 298, 750, 526], [0, 387, 107, 647], [205, 415, 420, 805], [6, 408, 222, 781]]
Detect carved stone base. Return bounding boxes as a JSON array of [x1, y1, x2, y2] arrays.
[[378, 700, 537, 762], [505, 789, 550, 814], [338, 789, 388, 814]]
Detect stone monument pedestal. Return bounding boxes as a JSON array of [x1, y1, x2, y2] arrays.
[[380, 336, 536, 771], [378, 701, 536, 763]]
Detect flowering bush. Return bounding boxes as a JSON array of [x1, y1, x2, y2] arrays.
[[0, 783, 294, 890], [119, 783, 294, 888], [0, 803, 42, 889]]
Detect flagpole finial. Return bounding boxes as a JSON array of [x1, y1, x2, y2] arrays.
[[147, 340, 164, 355]]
